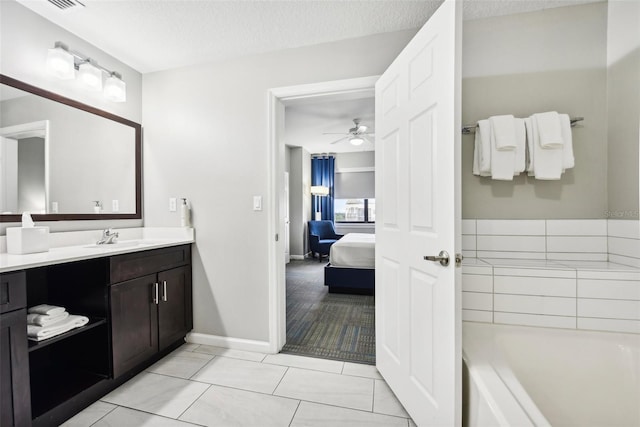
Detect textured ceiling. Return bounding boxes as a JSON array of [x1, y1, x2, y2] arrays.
[[285, 96, 375, 154], [17, 0, 602, 73]]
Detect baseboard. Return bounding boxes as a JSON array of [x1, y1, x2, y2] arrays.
[[290, 254, 306, 260], [186, 332, 275, 353]]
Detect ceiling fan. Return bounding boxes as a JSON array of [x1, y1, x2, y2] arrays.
[[323, 118, 374, 146]]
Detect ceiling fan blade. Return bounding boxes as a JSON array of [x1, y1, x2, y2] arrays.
[[330, 136, 349, 144], [323, 132, 348, 135], [363, 136, 374, 144]]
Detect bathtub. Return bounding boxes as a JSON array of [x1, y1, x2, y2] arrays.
[[463, 322, 640, 427]]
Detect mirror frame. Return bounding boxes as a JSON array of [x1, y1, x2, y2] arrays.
[[0, 74, 142, 222]]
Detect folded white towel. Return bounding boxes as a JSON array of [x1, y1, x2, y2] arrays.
[[27, 311, 69, 326], [28, 304, 66, 316], [529, 115, 563, 180], [533, 111, 563, 148], [489, 115, 517, 150], [559, 114, 575, 169], [27, 315, 89, 341]]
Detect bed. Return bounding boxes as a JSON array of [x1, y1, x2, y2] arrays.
[[324, 233, 375, 294]]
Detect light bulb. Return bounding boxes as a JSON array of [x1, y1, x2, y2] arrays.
[[46, 45, 75, 80], [104, 73, 126, 102], [349, 137, 364, 146], [78, 61, 103, 91]]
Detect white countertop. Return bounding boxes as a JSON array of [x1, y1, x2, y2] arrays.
[[0, 227, 194, 273]]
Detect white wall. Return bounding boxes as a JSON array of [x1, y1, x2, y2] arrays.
[[288, 146, 312, 257], [142, 29, 417, 342], [0, 0, 143, 233]]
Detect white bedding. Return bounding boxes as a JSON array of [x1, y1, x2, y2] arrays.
[[329, 233, 375, 268]]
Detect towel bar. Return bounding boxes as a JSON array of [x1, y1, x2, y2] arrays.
[[462, 116, 584, 135]]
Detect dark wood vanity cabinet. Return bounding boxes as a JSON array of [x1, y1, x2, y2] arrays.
[[0, 243, 192, 427], [0, 271, 31, 427], [110, 245, 192, 378]]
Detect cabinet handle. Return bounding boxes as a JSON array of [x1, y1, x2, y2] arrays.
[[162, 280, 168, 302], [153, 282, 159, 305]]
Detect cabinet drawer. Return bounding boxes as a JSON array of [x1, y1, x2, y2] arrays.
[[0, 271, 27, 314], [110, 245, 191, 284]]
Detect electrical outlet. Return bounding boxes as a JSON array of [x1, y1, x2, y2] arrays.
[[51, 202, 58, 213], [112, 199, 119, 212], [169, 198, 177, 212]]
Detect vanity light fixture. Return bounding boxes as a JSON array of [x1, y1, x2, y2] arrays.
[[349, 136, 364, 146], [45, 41, 127, 102]]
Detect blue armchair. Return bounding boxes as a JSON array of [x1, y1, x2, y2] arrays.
[[308, 220, 343, 262]]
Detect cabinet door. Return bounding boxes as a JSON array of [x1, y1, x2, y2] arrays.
[[0, 309, 31, 427], [158, 266, 192, 351], [111, 274, 158, 378]]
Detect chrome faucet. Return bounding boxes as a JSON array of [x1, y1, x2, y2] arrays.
[[97, 228, 119, 245]]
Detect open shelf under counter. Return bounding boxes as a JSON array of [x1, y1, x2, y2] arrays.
[[28, 317, 107, 353]]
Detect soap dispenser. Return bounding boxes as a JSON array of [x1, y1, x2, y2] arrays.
[[93, 201, 102, 214], [180, 198, 191, 227]]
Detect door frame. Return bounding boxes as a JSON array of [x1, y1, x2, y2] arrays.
[[266, 76, 380, 352]]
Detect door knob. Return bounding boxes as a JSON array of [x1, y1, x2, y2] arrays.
[[424, 250, 450, 267]]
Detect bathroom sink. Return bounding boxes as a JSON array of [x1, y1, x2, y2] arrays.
[[84, 240, 144, 249]]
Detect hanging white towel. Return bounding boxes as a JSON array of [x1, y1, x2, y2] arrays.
[[525, 118, 534, 175], [559, 114, 575, 169], [514, 118, 526, 174], [533, 111, 563, 148], [478, 120, 492, 174], [488, 121, 516, 181], [27, 311, 69, 326], [530, 115, 563, 180], [28, 304, 66, 316], [473, 123, 490, 177], [489, 115, 517, 150], [27, 315, 89, 341]]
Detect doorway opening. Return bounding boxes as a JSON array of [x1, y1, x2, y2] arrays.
[[267, 76, 379, 364]]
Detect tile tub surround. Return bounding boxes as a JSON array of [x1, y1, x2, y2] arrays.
[[461, 258, 640, 334], [63, 347, 412, 427], [0, 227, 195, 273], [462, 219, 640, 264]]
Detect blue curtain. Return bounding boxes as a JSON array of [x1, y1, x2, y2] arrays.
[[311, 156, 335, 221]]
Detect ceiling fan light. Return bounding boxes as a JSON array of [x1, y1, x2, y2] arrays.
[[350, 137, 364, 146], [78, 60, 103, 91], [357, 125, 368, 132], [46, 43, 75, 79]]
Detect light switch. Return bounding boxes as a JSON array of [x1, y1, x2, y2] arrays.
[[169, 198, 177, 212], [51, 202, 58, 213], [253, 196, 262, 211]]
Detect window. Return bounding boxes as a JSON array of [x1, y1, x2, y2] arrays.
[[335, 198, 375, 223]]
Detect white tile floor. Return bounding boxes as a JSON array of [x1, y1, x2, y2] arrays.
[[62, 345, 414, 426]]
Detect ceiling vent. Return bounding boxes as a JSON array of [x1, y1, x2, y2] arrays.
[[47, 0, 85, 10]]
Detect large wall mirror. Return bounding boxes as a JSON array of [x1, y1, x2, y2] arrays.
[[0, 74, 141, 222]]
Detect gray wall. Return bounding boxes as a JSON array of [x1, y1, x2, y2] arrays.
[[461, 3, 609, 219], [606, 0, 640, 219], [142, 29, 416, 342]]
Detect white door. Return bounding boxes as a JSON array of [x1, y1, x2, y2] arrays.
[[284, 171, 291, 264], [375, 0, 462, 425]]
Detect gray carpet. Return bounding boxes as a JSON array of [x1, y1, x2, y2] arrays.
[[282, 259, 376, 365]]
